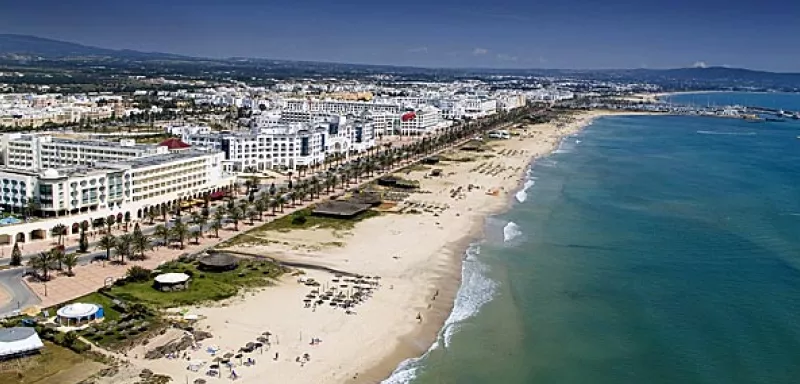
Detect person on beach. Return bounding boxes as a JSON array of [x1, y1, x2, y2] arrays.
[[274, 352, 279, 360], [417, 312, 423, 322]]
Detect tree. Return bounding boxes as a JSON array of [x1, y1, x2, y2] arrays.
[[10, 243, 22, 266], [114, 234, 133, 264], [78, 227, 89, 253], [51, 224, 67, 246], [52, 246, 65, 271], [228, 208, 242, 231], [190, 228, 202, 244], [171, 220, 188, 249], [28, 251, 56, 281], [62, 253, 78, 276], [210, 219, 222, 238], [147, 209, 158, 225], [154, 224, 170, 248], [98, 234, 116, 262], [131, 230, 151, 261]]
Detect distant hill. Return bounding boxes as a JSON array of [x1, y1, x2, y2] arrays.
[[0, 34, 188, 60], [0, 34, 798, 90]]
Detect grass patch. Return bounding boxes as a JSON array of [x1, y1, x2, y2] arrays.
[[0, 342, 88, 383], [232, 208, 381, 235], [107, 260, 286, 308]]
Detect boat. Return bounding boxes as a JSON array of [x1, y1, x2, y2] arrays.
[[765, 118, 785, 122]]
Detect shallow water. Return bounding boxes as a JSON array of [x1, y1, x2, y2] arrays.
[[385, 100, 800, 384]]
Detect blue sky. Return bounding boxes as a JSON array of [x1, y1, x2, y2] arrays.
[[1, 0, 799, 71]]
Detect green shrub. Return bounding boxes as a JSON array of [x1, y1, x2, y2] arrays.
[[125, 266, 152, 282]]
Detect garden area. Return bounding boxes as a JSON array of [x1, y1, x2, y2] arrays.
[[105, 258, 288, 308]]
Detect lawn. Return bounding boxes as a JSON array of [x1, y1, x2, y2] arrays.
[[252, 208, 380, 233], [0, 342, 90, 384], [107, 259, 286, 308]]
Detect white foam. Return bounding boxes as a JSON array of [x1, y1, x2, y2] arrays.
[[515, 179, 535, 203], [380, 244, 497, 383], [575, 139, 582, 144], [503, 222, 522, 242], [696, 130, 757, 136]]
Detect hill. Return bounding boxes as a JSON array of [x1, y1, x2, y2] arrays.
[[0, 34, 188, 60]]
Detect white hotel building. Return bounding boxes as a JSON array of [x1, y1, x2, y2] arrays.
[[0, 134, 232, 246], [183, 115, 375, 172]]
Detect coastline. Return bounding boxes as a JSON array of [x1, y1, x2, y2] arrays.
[[101, 109, 642, 384]]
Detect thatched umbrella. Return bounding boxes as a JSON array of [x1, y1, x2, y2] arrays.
[[197, 253, 239, 271], [212, 357, 223, 363], [194, 379, 207, 384], [223, 352, 234, 359]]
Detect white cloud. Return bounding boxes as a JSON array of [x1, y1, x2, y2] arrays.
[[407, 47, 428, 53], [496, 53, 518, 62], [692, 61, 708, 68], [472, 48, 489, 55]]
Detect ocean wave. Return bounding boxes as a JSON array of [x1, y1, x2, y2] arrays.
[[696, 130, 757, 136], [380, 244, 497, 384], [515, 179, 535, 203], [503, 222, 522, 242]]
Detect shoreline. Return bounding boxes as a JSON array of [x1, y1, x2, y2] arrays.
[[364, 109, 636, 384], [98, 109, 643, 384]]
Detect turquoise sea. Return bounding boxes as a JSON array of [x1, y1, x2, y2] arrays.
[[383, 93, 800, 384]]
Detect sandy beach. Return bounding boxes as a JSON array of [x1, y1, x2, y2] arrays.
[[96, 110, 634, 384]]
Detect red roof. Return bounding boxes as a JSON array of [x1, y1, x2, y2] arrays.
[[159, 138, 191, 149], [401, 111, 416, 122]]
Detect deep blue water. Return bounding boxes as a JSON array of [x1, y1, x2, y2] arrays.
[[384, 96, 800, 384]]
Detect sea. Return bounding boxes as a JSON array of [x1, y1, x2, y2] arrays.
[[382, 92, 800, 384]]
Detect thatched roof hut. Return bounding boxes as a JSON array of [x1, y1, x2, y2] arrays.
[[421, 156, 440, 165], [198, 253, 239, 271], [312, 201, 371, 218]]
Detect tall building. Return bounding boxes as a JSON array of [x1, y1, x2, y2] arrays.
[[183, 115, 375, 172]]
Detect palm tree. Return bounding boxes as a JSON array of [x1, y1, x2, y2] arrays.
[[160, 205, 168, 222], [131, 231, 151, 260], [254, 199, 266, 220], [114, 234, 133, 264], [147, 209, 158, 225], [28, 251, 56, 281], [171, 220, 189, 249], [210, 219, 222, 238], [247, 208, 258, 225], [62, 253, 78, 276], [228, 208, 242, 231], [277, 195, 287, 213], [52, 246, 65, 271], [190, 228, 202, 244], [154, 224, 170, 248], [51, 224, 67, 246], [98, 234, 116, 262]]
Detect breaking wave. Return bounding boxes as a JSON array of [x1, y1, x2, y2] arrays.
[[380, 244, 497, 383], [503, 222, 522, 242]]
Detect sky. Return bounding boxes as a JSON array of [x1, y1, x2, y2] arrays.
[[2, 0, 799, 71]]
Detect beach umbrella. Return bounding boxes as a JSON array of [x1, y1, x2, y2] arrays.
[[262, 331, 272, 336], [212, 357, 222, 363], [245, 342, 256, 350], [256, 336, 267, 343], [194, 379, 207, 384], [223, 352, 234, 359]]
